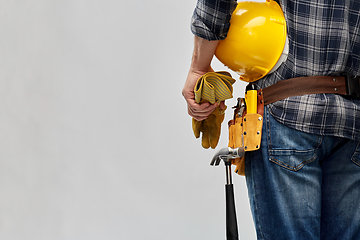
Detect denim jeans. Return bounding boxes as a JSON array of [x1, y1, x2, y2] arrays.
[[245, 106, 360, 240]]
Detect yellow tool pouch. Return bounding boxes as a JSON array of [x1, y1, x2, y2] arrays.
[[228, 117, 246, 175], [229, 89, 264, 176]]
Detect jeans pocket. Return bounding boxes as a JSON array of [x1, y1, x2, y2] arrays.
[[351, 143, 360, 167], [269, 149, 317, 171], [266, 109, 320, 172]]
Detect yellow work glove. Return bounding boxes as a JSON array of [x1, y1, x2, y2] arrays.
[[192, 71, 235, 149], [192, 105, 227, 149]]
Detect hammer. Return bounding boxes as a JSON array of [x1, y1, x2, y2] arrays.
[[211, 147, 245, 240]]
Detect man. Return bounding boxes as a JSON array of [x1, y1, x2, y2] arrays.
[[182, 0, 360, 239]]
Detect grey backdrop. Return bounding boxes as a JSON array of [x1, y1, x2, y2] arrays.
[[0, 0, 256, 239]]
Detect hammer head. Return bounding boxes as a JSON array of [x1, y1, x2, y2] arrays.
[[210, 147, 245, 166]]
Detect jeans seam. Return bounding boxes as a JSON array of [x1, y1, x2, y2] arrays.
[[269, 155, 316, 171], [249, 107, 268, 240], [249, 154, 266, 240], [265, 106, 272, 154]]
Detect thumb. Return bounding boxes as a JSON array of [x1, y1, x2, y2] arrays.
[[219, 100, 226, 110]]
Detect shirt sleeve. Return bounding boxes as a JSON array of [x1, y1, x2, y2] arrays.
[[191, 0, 238, 41]]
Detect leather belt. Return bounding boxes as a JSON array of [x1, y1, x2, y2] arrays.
[[261, 75, 360, 105]]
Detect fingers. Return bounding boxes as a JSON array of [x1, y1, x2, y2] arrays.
[[182, 79, 218, 120], [187, 100, 218, 121], [182, 68, 221, 121]]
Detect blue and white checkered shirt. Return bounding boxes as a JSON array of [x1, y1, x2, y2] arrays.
[[191, 0, 360, 141]]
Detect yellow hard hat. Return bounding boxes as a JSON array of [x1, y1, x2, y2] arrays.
[[215, 0, 287, 82]]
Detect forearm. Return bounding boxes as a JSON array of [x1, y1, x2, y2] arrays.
[[189, 36, 219, 74], [184, 0, 236, 120], [182, 36, 220, 121]]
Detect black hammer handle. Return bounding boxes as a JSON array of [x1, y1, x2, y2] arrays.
[[226, 184, 239, 240]]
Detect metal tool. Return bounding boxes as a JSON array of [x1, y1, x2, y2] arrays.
[[211, 146, 245, 240], [233, 97, 246, 118]]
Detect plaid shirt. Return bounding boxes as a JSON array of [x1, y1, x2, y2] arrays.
[[191, 0, 360, 141]]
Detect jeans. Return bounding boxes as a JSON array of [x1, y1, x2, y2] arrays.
[[245, 106, 360, 240]]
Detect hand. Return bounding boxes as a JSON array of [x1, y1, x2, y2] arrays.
[[182, 69, 226, 121], [182, 36, 221, 121]]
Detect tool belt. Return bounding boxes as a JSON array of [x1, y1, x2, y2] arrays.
[[262, 74, 360, 105], [229, 75, 360, 176]]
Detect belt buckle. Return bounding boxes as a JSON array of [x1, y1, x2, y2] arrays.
[[345, 74, 360, 98]]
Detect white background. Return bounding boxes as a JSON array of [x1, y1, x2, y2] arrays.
[[0, 0, 255, 239]]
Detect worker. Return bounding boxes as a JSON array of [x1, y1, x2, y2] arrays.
[[182, 0, 360, 239]]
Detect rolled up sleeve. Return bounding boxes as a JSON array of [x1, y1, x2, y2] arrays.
[[191, 0, 237, 41]]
